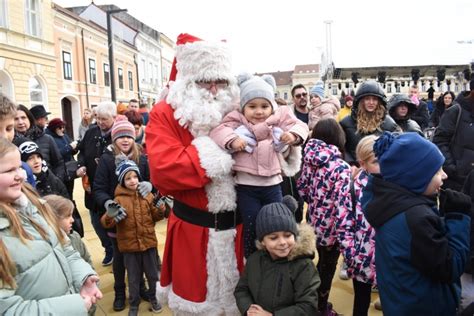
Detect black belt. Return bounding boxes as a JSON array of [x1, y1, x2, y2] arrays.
[[172, 200, 241, 231]]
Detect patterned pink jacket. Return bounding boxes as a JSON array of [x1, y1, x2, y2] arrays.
[[297, 139, 351, 247], [336, 170, 376, 285]]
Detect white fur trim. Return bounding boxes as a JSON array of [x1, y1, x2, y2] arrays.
[[155, 230, 240, 316], [176, 41, 234, 82], [192, 136, 236, 213], [280, 145, 303, 177], [192, 136, 234, 179], [206, 229, 240, 316]]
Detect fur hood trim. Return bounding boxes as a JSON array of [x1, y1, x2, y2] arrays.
[[175, 40, 234, 83], [279, 145, 302, 177], [192, 136, 237, 213], [256, 223, 316, 261]]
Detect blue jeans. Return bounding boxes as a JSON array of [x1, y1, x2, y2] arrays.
[[89, 209, 113, 256], [237, 184, 282, 258]]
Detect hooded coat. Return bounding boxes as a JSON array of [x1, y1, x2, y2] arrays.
[[0, 194, 96, 315], [339, 101, 399, 164], [387, 99, 423, 136], [432, 92, 474, 190], [234, 224, 321, 315], [364, 175, 470, 316], [101, 185, 163, 253], [297, 139, 351, 247]]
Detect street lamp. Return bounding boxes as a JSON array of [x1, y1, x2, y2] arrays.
[[106, 8, 127, 103]]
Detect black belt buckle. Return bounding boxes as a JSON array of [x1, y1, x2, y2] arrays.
[[214, 210, 238, 231]]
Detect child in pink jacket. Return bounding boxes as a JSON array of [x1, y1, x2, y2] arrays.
[[210, 73, 309, 257]]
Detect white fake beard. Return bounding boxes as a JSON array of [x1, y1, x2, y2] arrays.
[[167, 81, 239, 137]]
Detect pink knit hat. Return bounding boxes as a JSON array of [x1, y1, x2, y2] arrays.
[[111, 115, 135, 142]]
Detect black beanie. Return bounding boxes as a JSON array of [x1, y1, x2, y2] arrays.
[[256, 196, 298, 241]]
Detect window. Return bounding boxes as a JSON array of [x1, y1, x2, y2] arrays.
[[284, 92, 288, 100], [29, 77, 44, 107], [118, 68, 123, 89], [128, 71, 133, 91], [62, 51, 72, 80], [88, 59, 96, 84], [332, 86, 338, 95], [149, 62, 153, 81], [103, 63, 110, 87], [0, 0, 7, 27], [25, 0, 40, 37], [387, 84, 392, 93]]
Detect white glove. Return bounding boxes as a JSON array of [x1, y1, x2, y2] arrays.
[[137, 181, 153, 197], [272, 127, 289, 152], [104, 200, 127, 223], [234, 125, 257, 153]]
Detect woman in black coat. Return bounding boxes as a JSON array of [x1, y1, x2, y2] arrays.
[[339, 81, 399, 165]]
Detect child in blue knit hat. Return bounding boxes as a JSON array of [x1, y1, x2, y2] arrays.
[[101, 159, 165, 315], [363, 131, 471, 316]]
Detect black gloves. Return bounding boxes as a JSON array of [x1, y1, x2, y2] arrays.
[[439, 189, 472, 216]]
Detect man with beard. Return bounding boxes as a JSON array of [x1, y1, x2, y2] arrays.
[[146, 33, 244, 315], [290, 84, 310, 124]]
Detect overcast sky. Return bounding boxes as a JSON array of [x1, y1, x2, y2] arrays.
[[54, 0, 474, 74]]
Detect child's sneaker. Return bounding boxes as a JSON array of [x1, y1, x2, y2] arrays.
[[374, 298, 382, 311], [150, 299, 162, 314], [338, 262, 349, 280]]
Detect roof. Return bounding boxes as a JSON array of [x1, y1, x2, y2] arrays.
[[256, 71, 293, 86], [294, 64, 320, 74]]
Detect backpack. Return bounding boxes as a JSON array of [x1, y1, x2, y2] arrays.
[[426, 103, 462, 142]]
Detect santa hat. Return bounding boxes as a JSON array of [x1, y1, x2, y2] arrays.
[[168, 33, 234, 84]]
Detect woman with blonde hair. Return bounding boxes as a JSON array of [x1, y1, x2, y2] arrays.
[[0, 138, 101, 314], [339, 81, 399, 166]]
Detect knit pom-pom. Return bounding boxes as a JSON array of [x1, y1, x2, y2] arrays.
[[114, 153, 128, 174], [237, 72, 252, 87], [373, 131, 396, 159], [261, 74, 276, 91], [282, 195, 298, 213]]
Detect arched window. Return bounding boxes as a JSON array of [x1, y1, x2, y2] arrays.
[[29, 76, 45, 108], [0, 70, 14, 99]]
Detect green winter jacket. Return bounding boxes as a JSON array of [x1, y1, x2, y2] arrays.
[[0, 194, 96, 315], [234, 224, 321, 315]]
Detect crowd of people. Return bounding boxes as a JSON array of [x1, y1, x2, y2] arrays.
[[0, 32, 473, 316]]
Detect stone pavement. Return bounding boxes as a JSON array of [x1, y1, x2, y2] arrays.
[[73, 178, 382, 315]]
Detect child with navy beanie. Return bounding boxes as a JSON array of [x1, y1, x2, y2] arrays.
[[364, 131, 471, 316]]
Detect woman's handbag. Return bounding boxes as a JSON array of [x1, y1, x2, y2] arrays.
[[65, 159, 80, 181]]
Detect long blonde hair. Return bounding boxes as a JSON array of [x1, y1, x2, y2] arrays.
[[356, 102, 386, 134], [112, 141, 141, 164], [0, 139, 65, 288], [43, 194, 74, 220]]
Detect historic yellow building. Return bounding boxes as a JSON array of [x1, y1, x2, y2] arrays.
[[0, 0, 59, 115]]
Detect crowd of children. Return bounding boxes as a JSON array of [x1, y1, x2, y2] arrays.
[[1, 71, 473, 316]]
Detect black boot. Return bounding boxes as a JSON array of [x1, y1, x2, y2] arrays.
[[113, 292, 126, 311]]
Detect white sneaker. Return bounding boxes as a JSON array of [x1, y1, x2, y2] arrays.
[[339, 267, 349, 280]]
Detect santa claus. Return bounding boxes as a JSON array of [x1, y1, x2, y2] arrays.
[[146, 33, 244, 315]]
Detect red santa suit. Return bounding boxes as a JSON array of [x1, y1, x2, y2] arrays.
[[146, 34, 244, 315]]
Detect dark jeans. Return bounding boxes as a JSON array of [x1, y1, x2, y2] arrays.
[[317, 244, 340, 311], [111, 237, 126, 296], [237, 184, 282, 258], [352, 279, 372, 316], [89, 209, 112, 256], [124, 248, 159, 307], [280, 175, 304, 223]]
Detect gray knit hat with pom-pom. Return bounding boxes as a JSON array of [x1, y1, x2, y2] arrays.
[[256, 195, 298, 241], [238, 72, 277, 111]]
